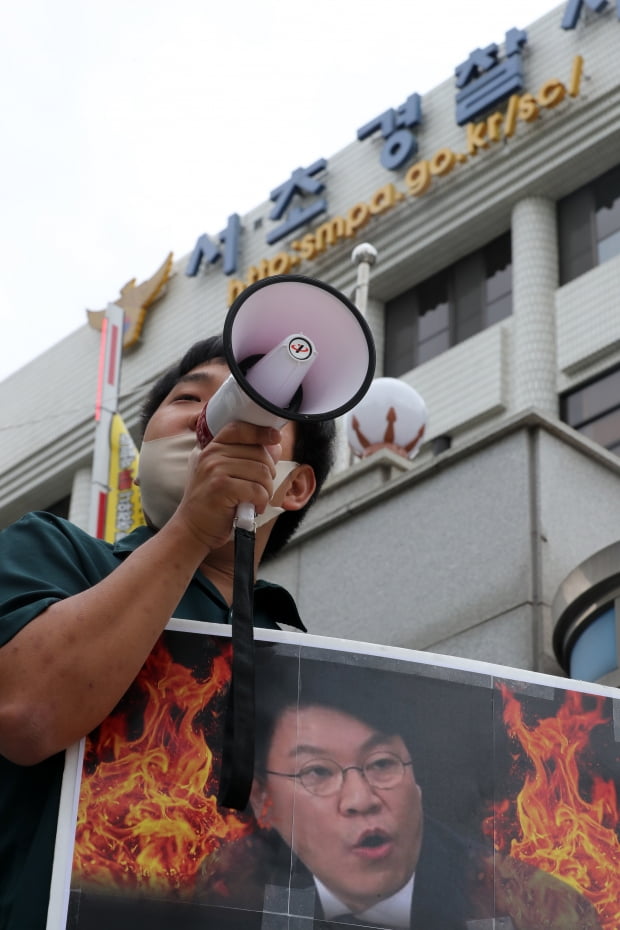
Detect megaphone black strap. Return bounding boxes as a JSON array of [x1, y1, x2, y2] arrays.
[[217, 525, 256, 811]]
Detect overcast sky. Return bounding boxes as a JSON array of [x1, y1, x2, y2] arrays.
[[0, 0, 563, 382]]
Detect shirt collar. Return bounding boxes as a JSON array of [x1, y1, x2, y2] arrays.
[[112, 526, 306, 631], [315, 874, 415, 928]]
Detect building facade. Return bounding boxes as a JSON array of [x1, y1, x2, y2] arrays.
[[2, 2, 620, 682]]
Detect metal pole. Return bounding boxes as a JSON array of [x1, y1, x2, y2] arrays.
[[351, 242, 378, 319]]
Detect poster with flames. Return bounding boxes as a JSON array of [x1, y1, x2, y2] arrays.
[[48, 620, 620, 930]]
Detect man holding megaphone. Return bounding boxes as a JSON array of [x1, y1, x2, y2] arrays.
[[0, 275, 375, 930]]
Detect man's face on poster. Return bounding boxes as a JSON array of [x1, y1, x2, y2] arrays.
[[252, 704, 423, 914]]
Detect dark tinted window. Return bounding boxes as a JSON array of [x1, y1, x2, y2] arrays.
[[385, 232, 512, 376], [558, 164, 620, 285], [562, 367, 620, 456]]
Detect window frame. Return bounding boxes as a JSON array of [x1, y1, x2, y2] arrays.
[[384, 231, 512, 376], [558, 163, 620, 286], [561, 365, 620, 456]]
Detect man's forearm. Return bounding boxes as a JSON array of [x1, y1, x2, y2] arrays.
[[0, 517, 211, 765]]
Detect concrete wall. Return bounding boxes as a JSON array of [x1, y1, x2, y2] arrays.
[[262, 414, 620, 674]]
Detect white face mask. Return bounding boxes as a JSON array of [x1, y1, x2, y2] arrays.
[[137, 431, 298, 531]]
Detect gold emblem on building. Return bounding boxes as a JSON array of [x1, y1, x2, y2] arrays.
[[86, 252, 174, 349]]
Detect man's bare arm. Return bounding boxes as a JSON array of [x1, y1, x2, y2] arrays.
[[0, 422, 281, 765]]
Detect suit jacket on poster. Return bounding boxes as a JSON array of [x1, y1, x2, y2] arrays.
[[310, 819, 604, 930], [210, 816, 603, 930], [294, 817, 477, 930]]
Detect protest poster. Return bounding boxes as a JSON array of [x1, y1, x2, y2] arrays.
[[48, 621, 620, 930]]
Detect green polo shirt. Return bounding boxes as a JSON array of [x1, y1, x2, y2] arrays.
[[0, 512, 304, 930]]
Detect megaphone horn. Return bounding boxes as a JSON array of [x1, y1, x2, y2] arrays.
[[201, 274, 376, 441]]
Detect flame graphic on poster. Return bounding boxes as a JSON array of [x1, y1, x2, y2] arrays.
[[72, 637, 252, 895], [485, 683, 620, 930]]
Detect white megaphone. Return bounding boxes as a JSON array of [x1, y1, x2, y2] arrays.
[[197, 274, 376, 530]]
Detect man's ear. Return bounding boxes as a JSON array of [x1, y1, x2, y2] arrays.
[[250, 779, 272, 829], [278, 464, 316, 512]]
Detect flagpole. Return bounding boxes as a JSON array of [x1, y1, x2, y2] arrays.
[[88, 304, 124, 538]]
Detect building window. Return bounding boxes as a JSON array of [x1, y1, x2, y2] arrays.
[[567, 603, 618, 683], [384, 233, 512, 376], [561, 366, 620, 455], [558, 163, 620, 285]]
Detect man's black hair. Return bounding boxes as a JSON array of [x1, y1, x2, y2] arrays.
[[253, 653, 409, 777], [140, 336, 337, 557]]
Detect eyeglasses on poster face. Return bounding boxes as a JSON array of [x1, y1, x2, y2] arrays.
[[263, 751, 413, 796]]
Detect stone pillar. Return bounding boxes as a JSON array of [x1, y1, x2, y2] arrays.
[[511, 197, 559, 417], [68, 467, 93, 532]]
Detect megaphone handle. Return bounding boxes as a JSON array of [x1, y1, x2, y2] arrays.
[[235, 502, 256, 533], [218, 522, 256, 810]]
